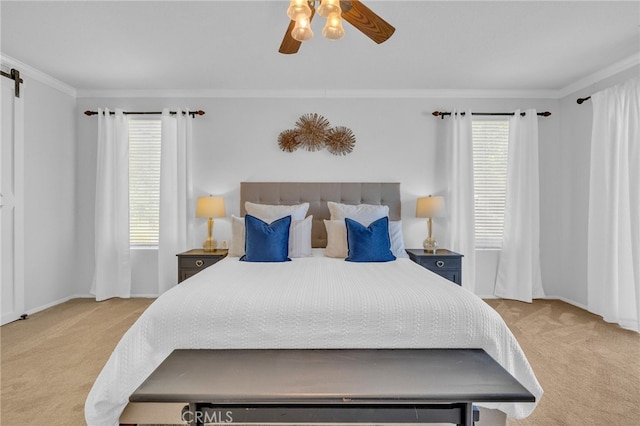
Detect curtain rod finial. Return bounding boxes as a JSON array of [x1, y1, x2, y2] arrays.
[[84, 110, 96, 116]]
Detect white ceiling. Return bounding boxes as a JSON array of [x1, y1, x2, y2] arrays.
[[1, 1, 639, 94]]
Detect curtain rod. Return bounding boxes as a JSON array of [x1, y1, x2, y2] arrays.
[[576, 96, 591, 104], [1, 68, 23, 97], [84, 110, 205, 117], [432, 111, 551, 119]]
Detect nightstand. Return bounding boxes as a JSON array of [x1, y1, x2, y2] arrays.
[[176, 249, 228, 283], [406, 249, 463, 286]]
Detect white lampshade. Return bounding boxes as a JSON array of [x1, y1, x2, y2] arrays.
[[416, 196, 445, 218], [196, 196, 226, 218]]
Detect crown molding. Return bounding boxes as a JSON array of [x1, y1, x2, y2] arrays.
[[557, 52, 640, 98], [76, 87, 560, 99], [0, 53, 76, 98], [6, 51, 637, 101]]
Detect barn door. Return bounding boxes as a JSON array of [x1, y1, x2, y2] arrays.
[[1, 70, 24, 325]]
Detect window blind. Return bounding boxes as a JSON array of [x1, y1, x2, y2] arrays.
[[472, 120, 509, 249], [129, 119, 161, 246]]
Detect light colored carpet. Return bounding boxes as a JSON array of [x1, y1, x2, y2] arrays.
[[1, 298, 638, 425], [1, 298, 153, 426], [484, 299, 640, 426]]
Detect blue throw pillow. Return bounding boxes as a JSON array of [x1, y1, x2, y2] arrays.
[[345, 217, 396, 263], [240, 215, 292, 262]]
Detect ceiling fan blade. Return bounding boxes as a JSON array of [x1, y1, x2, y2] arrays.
[[278, 6, 316, 54], [340, 0, 395, 44], [279, 19, 302, 54]]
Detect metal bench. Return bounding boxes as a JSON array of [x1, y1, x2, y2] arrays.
[[130, 348, 535, 426]]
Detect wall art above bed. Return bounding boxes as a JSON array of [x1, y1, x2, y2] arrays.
[[278, 113, 356, 156]]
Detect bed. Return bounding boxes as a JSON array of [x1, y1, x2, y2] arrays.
[[85, 182, 542, 426]]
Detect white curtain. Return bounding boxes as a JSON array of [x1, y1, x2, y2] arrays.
[[446, 110, 476, 293], [587, 77, 640, 332], [158, 108, 194, 294], [494, 109, 545, 302], [92, 108, 131, 301]]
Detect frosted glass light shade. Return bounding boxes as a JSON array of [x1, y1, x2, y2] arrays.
[[322, 11, 345, 40], [317, 0, 341, 18], [287, 0, 312, 20], [292, 16, 314, 41]]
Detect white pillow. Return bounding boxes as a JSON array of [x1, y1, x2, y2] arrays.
[[228, 214, 313, 258], [327, 201, 389, 225], [388, 220, 409, 258], [245, 202, 309, 222], [228, 215, 246, 257], [323, 219, 408, 259], [289, 215, 313, 258]]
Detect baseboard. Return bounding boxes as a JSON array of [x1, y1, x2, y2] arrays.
[[69, 293, 159, 299], [543, 295, 588, 311], [20, 293, 159, 319], [23, 295, 77, 317], [480, 294, 589, 312], [23, 293, 588, 322], [69, 293, 94, 299], [477, 294, 499, 300]]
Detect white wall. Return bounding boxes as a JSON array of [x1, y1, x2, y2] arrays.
[[21, 77, 77, 311], [11, 61, 636, 310], [75, 95, 559, 297]]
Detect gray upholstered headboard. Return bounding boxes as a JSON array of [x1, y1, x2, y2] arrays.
[[240, 182, 401, 248]]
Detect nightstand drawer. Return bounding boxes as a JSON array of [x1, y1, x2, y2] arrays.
[[176, 249, 228, 283], [179, 256, 221, 270], [405, 249, 463, 286], [413, 256, 461, 271]]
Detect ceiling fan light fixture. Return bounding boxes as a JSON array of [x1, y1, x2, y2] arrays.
[[322, 11, 345, 40], [292, 16, 314, 42], [287, 0, 312, 20], [279, 0, 395, 54], [317, 0, 341, 18]]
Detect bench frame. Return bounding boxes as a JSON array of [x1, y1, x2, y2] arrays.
[[130, 349, 535, 426]]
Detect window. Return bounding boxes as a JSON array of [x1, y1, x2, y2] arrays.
[[129, 118, 161, 246], [472, 120, 509, 249]]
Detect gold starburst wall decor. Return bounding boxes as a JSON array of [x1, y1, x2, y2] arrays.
[[295, 113, 331, 151], [278, 113, 356, 155], [277, 129, 301, 152], [325, 126, 356, 156]]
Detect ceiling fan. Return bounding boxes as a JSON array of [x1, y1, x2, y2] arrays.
[[279, 0, 395, 54]]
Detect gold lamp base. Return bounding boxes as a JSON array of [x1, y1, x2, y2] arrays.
[[423, 236, 437, 254], [203, 238, 217, 253], [203, 217, 216, 252], [423, 216, 437, 254]]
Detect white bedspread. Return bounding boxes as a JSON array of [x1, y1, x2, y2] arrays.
[[85, 252, 543, 425]]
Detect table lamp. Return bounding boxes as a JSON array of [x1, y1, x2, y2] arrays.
[[196, 195, 226, 252], [416, 195, 445, 254]]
